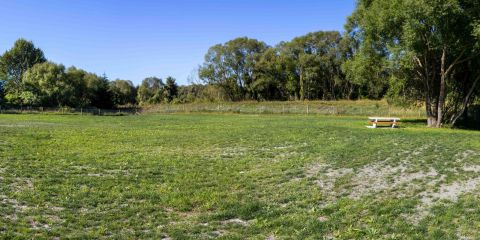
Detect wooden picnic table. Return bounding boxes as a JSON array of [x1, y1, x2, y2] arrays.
[[368, 117, 401, 128]]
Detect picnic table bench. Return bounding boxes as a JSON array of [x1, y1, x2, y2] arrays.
[[368, 117, 400, 128]]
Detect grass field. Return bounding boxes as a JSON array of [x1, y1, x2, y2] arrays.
[[1, 113, 480, 239]]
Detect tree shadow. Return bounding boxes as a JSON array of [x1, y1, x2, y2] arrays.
[[401, 118, 427, 124]]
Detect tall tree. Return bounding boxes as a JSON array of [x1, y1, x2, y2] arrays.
[[65, 67, 91, 107], [22, 62, 72, 106], [281, 31, 349, 100], [63, 67, 114, 108], [87, 73, 113, 109], [253, 47, 290, 100], [137, 77, 164, 104], [109, 79, 137, 106], [0, 39, 46, 104], [199, 37, 268, 100], [349, 0, 480, 127], [164, 77, 178, 103]]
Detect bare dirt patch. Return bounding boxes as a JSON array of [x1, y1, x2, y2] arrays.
[[307, 148, 480, 224], [0, 195, 30, 221], [221, 218, 250, 226], [220, 147, 249, 158]]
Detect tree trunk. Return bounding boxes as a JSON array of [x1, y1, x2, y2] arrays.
[[299, 72, 305, 101], [436, 47, 447, 127], [426, 94, 437, 127], [450, 75, 480, 126]]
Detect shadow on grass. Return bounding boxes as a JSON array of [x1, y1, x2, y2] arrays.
[[454, 122, 480, 131], [402, 118, 479, 131], [402, 118, 427, 124]]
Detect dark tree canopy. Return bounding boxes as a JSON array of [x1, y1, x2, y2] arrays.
[[164, 77, 178, 103]]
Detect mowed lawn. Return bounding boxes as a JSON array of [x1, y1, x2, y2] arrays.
[[1, 113, 480, 239]]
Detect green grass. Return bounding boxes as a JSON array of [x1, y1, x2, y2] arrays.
[[1, 113, 479, 239]]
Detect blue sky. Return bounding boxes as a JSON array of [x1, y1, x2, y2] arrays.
[[0, 0, 356, 85]]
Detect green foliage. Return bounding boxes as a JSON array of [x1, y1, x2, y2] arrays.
[[108, 79, 137, 106], [0, 39, 117, 108], [252, 47, 290, 100], [0, 39, 46, 102], [199, 33, 357, 101], [176, 84, 226, 103], [84, 73, 114, 109], [137, 77, 164, 105], [286, 31, 353, 100], [199, 37, 268, 101], [348, 0, 480, 126], [164, 77, 178, 103], [341, 43, 389, 99], [22, 62, 71, 107], [20, 63, 116, 108]]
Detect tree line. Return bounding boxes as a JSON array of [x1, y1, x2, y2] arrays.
[[0, 39, 179, 108], [1, 0, 479, 127], [198, 32, 365, 102]]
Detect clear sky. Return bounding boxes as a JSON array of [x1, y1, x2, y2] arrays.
[[0, 0, 356, 85]]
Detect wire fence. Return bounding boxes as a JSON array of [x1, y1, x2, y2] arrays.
[[143, 102, 426, 118], [0, 106, 139, 116], [0, 102, 427, 118]]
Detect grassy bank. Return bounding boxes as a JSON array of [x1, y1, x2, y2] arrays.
[[142, 100, 425, 118], [1, 113, 479, 239]]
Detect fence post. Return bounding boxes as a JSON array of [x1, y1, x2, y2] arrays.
[[307, 104, 309, 115]]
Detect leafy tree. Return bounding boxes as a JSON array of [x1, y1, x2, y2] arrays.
[[253, 47, 289, 100], [199, 33, 354, 101], [349, 0, 480, 127], [164, 77, 178, 103], [199, 37, 268, 100], [65, 68, 113, 108], [22, 62, 73, 106], [341, 44, 390, 99], [341, 11, 390, 100], [0, 39, 46, 104], [21, 63, 114, 108], [109, 79, 137, 106], [280, 31, 349, 100], [65, 67, 91, 107], [85, 73, 113, 109], [137, 77, 164, 104], [177, 84, 225, 103]]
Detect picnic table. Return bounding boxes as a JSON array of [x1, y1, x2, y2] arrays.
[[368, 117, 400, 128]]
